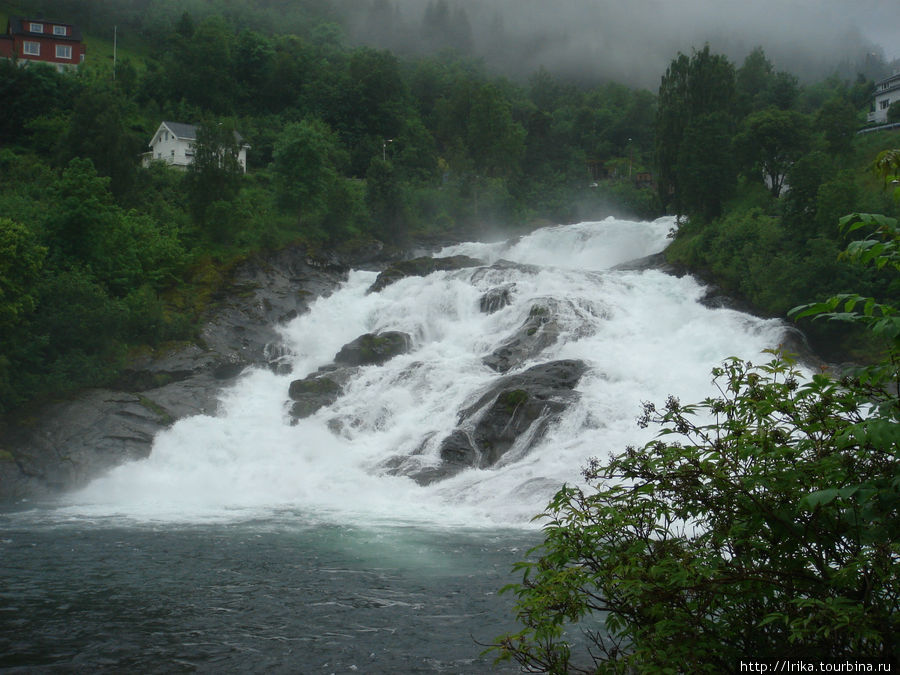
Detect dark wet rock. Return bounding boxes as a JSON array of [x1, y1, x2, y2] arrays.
[[288, 375, 343, 419], [367, 255, 484, 293], [479, 283, 515, 314], [334, 331, 412, 367], [0, 385, 212, 500], [0, 241, 351, 502], [213, 359, 247, 380], [285, 331, 412, 422], [407, 359, 587, 484], [612, 251, 678, 273], [775, 326, 825, 369], [483, 301, 563, 373]]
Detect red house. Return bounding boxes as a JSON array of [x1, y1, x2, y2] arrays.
[[0, 17, 86, 71]]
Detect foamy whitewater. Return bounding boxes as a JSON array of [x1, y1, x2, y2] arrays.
[[60, 216, 789, 526]]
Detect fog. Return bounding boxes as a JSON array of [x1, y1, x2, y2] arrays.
[[338, 0, 898, 88]]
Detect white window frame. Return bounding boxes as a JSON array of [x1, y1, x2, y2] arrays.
[[29, 22, 43, 33], [53, 25, 67, 36], [56, 44, 72, 59], [23, 41, 40, 56]]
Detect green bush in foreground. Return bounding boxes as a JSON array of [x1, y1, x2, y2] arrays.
[[493, 211, 899, 671]]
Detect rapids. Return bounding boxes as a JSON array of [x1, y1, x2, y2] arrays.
[[56, 215, 788, 527]]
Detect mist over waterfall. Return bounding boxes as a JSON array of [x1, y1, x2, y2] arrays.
[[64, 216, 789, 527]]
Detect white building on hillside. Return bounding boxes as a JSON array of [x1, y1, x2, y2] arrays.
[[869, 72, 900, 125], [142, 121, 249, 171]]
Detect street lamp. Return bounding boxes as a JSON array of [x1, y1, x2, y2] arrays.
[[627, 137, 633, 177], [383, 138, 393, 162]]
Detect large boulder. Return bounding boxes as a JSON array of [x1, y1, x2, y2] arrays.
[[333, 331, 412, 367], [287, 374, 343, 419], [286, 330, 412, 422], [367, 255, 484, 293], [482, 301, 562, 373], [399, 359, 588, 484], [478, 283, 516, 314]]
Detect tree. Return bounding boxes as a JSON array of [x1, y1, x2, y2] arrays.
[[781, 151, 835, 235], [675, 112, 735, 221], [60, 82, 144, 196], [817, 97, 859, 156], [656, 46, 736, 216], [272, 118, 347, 224], [0, 60, 78, 146], [45, 157, 119, 263], [466, 83, 526, 179], [0, 219, 46, 360], [735, 46, 774, 115], [366, 157, 407, 243], [493, 185, 900, 670], [888, 101, 900, 124], [164, 15, 236, 114], [734, 107, 812, 197], [185, 119, 245, 233], [0, 218, 47, 406]]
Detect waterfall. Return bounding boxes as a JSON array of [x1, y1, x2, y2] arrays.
[[64, 216, 789, 527]]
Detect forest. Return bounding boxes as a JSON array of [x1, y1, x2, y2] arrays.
[[0, 0, 898, 415]]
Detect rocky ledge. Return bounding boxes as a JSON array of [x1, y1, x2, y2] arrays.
[[0, 243, 357, 502], [382, 359, 588, 484]]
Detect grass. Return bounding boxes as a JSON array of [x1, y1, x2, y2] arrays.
[[82, 25, 152, 74]]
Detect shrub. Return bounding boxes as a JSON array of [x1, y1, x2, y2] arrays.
[[493, 210, 900, 672]]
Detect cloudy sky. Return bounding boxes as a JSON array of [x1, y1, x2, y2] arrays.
[[852, 0, 899, 60], [344, 0, 899, 86]]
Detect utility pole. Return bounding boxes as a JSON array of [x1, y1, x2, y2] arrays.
[[383, 138, 392, 162], [113, 25, 117, 80]]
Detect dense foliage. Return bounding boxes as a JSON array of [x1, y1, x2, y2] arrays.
[[0, 3, 658, 413], [493, 197, 900, 671], [656, 45, 900, 359]]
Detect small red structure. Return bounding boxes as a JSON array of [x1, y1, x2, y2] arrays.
[[0, 17, 86, 70]]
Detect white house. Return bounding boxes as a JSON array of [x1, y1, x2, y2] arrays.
[[142, 121, 249, 171], [868, 72, 900, 125]]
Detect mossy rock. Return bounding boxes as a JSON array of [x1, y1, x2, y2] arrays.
[[287, 375, 343, 419], [334, 331, 411, 367], [497, 389, 529, 412], [288, 376, 341, 399]]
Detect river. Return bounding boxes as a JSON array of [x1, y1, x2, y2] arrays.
[[1, 216, 790, 672]]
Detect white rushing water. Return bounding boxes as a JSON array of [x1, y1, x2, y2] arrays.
[[63, 216, 790, 527]]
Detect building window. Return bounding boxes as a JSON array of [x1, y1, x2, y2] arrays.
[[56, 45, 72, 59], [53, 25, 67, 36], [881, 100, 891, 110], [29, 22, 43, 33], [23, 41, 40, 56]]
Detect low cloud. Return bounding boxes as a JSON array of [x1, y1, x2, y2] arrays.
[[339, 0, 895, 87]]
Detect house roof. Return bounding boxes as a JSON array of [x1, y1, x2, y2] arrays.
[[163, 121, 199, 140], [159, 121, 248, 146], [7, 17, 83, 42]]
